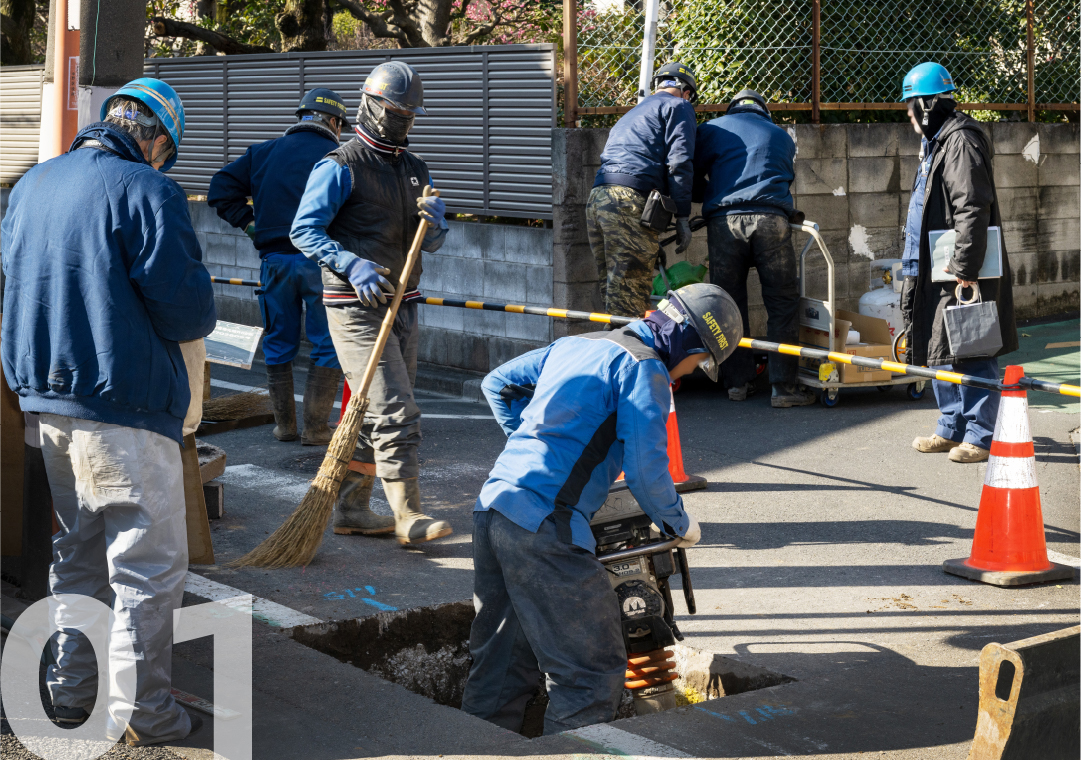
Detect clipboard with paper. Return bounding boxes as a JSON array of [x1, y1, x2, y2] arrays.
[[929, 226, 1003, 282]]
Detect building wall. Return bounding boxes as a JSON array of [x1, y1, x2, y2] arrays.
[[552, 122, 1080, 338], [189, 200, 553, 373]]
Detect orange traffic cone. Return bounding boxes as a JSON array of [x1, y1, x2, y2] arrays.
[[943, 365, 1073, 586], [618, 387, 707, 493]]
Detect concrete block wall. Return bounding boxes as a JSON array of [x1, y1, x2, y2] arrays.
[[186, 200, 553, 374], [418, 223, 553, 373], [552, 122, 1080, 337]]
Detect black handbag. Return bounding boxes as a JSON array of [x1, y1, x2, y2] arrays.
[[640, 189, 678, 232]]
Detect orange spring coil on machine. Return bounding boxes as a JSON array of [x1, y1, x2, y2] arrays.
[[625, 648, 679, 690]]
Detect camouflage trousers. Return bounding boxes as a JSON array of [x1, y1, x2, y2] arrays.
[[586, 185, 660, 318]]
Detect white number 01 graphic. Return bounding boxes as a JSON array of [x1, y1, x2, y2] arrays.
[[1, 594, 253, 760]]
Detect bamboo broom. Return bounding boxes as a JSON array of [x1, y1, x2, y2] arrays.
[[230, 186, 438, 569]]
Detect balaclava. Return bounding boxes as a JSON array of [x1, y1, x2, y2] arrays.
[[642, 305, 707, 374], [912, 95, 956, 140], [358, 93, 414, 145]]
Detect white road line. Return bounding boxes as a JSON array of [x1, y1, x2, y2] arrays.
[[1047, 550, 1081, 569], [565, 724, 692, 758], [209, 378, 492, 418], [184, 572, 321, 628]]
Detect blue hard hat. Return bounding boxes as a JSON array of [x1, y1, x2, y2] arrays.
[[101, 77, 186, 171], [901, 63, 955, 101]]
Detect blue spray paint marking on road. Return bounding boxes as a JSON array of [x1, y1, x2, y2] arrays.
[[695, 703, 796, 725], [323, 587, 398, 611]]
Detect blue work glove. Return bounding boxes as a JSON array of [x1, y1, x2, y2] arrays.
[[343, 257, 394, 308], [417, 195, 446, 226]]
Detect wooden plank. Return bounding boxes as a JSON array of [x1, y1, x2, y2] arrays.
[[182, 432, 215, 565]]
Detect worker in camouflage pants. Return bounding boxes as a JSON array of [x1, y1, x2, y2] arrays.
[[587, 61, 698, 318]]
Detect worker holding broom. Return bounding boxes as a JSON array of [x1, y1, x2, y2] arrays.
[[1, 78, 214, 744], [290, 61, 452, 545], [209, 88, 350, 446], [461, 283, 740, 734]]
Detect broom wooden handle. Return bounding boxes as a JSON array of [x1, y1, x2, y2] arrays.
[[354, 185, 436, 400]]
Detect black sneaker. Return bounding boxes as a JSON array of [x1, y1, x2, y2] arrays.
[[52, 705, 89, 725], [771, 383, 816, 408]]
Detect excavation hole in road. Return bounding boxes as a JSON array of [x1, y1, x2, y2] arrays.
[[289, 600, 795, 738]]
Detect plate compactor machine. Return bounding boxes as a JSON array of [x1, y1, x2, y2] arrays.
[[590, 482, 697, 714]]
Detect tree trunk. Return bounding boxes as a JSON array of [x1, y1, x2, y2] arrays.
[[0, 0, 36, 64], [415, 0, 452, 47], [276, 0, 326, 52], [195, 0, 217, 56]]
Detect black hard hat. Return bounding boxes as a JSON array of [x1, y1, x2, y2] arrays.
[[363, 61, 427, 115], [296, 88, 349, 127], [651, 61, 698, 104], [728, 89, 770, 116], [658, 283, 743, 382]]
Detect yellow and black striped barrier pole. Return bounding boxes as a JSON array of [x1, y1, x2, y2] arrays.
[[422, 297, 1081, 398], [211, 276, 262, 288], [203, 281, 1080, 398]]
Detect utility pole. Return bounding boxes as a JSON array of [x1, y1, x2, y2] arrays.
[[636, 0, 660, 102], [78, 0, 149, 128], [38, 0, 79, 161]]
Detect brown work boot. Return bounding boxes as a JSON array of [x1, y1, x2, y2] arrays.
[[912, 434, 959, 453], [333, 471, 394, 535], [383, 477, 452, 546], [728, 383, 755, 401], [301, 361, 341, 446], [949, 442, 990, 463]]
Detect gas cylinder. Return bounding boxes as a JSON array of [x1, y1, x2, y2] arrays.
[[859, 259, 903, 339]]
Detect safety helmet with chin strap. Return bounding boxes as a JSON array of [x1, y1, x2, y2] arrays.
[[297, 87, 349, 128], [100, 77, 185, 172], [655, 283, 743, 381], [651, 60, 698, 104], [362, 61, 427, 115], [901, 63, 956, 130]]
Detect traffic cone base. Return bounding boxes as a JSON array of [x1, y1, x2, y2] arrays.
[[943, 366, 1074, 587]]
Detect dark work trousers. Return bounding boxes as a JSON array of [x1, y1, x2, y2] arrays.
[[707, 213, 800, 387], [461, 509, 626, 735]]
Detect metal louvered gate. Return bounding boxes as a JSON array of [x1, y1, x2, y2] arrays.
[[145, 44, 556, 219], [0, 65, 45, 185]]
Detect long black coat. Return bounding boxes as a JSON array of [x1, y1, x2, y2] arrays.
[[900, 113, 1019, 366]]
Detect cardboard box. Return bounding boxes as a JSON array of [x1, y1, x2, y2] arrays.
[[799, 309, 894, 384]]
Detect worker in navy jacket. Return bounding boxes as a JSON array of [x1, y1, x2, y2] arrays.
[[461, 284, 742, 735], [693, 89, 812, 408], [1, 79, 214, 746], [209, 88, 348, 446], [588, 61, 698, 318]]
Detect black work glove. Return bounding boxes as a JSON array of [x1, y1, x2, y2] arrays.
[[674, 216, 692, 254]]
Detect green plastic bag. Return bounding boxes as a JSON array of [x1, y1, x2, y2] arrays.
[[652, 261, 707, 296]]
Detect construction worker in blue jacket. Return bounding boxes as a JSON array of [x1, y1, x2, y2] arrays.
[[588, 61, 698, 318], [291, 61, 451, 545], [461, 283, 742, 734], [2, 78, 214, 745], [693, 89, 813, 408], [209, 89, 349, 445]]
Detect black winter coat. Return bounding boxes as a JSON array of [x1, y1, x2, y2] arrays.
[[900, 113, 1018, 366]]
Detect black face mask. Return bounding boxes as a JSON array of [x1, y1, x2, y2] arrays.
[[912, 96, 956, 140], [359, 95, 414, 144]]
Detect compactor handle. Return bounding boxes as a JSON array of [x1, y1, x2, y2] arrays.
[[676, 547, 696, 615]]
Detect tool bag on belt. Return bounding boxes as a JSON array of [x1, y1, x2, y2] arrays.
[[640, 189, 678, 232]]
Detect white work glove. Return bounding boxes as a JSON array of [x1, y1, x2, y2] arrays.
[[676, 513, 701, 548]]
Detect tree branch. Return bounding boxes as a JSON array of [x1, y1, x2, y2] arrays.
[[460, 1, 530, 45], [150, 17, 273, 55], [333, 0, 413, 46]]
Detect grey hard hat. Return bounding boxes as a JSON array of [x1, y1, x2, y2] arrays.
[[362, 61, 427, 115], [659, 283, 743, 382], [728, 89, 770, 119]]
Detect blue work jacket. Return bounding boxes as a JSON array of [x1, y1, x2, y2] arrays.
[[692, 111, 796, 219], [208, 123, 341, 256], [476, 321, 691, 554], [1, 123, 216, 443], [593, 92, 696, 217]]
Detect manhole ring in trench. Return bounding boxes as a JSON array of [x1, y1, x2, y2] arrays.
[[288, 600, 795, 738]]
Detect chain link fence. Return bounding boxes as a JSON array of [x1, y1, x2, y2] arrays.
[[572, 0, 1078, 117]]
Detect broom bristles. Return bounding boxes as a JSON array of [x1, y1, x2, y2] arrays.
[[201, 389, 272, 421], [228, 396, 370, 568]]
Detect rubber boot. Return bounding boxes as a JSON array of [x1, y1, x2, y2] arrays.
[[383, 477, 452, 546], [333, 471, 394, 535], [301, 361, 341, 446], [266, 362, 297, 441]]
